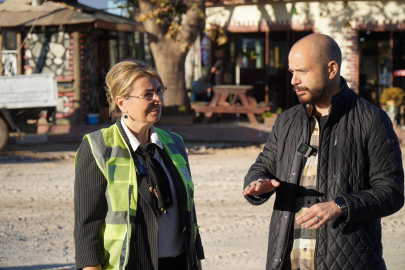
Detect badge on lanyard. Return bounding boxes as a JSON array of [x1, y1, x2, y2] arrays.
[[135, 164, 148, 175], [180, 167, 191, 182]]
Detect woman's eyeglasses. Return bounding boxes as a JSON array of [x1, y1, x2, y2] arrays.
[[125, 86, 167, 103]]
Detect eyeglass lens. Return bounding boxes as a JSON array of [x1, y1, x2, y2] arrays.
[[146, 87, 166, 102]]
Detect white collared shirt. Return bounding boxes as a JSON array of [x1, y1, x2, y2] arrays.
[[121, 119, 184, 258]]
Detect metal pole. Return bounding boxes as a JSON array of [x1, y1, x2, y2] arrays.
[[0, 27, 3, 76], [265, 31, 269, 103], [16, 30, 22, 75]]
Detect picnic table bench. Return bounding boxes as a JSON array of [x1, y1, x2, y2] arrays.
[[191, 85, 270, 125]]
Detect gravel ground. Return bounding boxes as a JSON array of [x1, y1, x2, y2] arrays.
[[0, 143, 404, 270]]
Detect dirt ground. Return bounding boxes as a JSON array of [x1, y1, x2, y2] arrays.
[[0, 142, 404, 270]]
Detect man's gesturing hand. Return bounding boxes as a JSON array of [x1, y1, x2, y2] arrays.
[[296, 201, 341, 229], [242, 179, 280, 196]]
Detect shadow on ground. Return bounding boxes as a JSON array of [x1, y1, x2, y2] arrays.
[[0, 143, 79, 164], [0, 264, 75, 270]]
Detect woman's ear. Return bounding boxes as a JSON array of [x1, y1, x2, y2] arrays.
[[116, 96, 125, 112]]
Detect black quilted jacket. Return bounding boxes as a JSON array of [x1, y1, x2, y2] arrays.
[[244, 78, 404, 270]]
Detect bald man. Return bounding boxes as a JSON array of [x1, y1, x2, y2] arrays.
[[242, 34, 404, 270]]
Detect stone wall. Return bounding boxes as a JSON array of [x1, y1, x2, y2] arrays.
[[23, 26, 73, 80], [22, 26, 75, 122], [21, 26, 138, 124], [21, 26, 104, 123]]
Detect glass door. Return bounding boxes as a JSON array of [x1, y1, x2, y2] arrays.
[[359, 31, 391, 105]]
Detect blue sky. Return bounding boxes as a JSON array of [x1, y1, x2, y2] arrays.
[[78, 0, 108, 10], [79, 0, 126, 16]]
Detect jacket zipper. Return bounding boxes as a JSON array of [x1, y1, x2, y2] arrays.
[[314, 111, 332, 270], [333, 136, 338, 178], [314, 113, 329, 270], [275, 114, 311, 269]]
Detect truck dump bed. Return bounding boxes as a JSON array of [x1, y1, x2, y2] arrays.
[[0, 74, 58, 109]]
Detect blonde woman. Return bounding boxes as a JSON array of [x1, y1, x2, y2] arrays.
[[74, 60, 204, 270]]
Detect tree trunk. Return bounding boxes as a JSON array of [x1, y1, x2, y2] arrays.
[[150, 39, 189, 107], [137, 0, 205, 108]]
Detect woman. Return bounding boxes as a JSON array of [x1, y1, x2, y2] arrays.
[[74, 60, 204, 270]]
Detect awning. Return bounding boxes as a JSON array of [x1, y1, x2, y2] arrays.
[[0, 0, 143, 32], [212, 20, 314, 33]]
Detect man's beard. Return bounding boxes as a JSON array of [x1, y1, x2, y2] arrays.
[[294, 84, 327, 105]]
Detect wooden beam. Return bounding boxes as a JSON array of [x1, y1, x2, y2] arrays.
[[116, 35, 120, 62], [73, 29, 82, 126], [16, 30, 22, 75], [94, 20, 143, 32], [0, 27, 3, 76], [206, 0, 388, 7], [265, 31, 269, 103]]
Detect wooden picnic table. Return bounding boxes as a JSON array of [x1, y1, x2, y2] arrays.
[[191, 85, 270, 125]]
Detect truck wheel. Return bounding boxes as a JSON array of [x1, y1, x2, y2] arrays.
[[0, 118, 9, 151]]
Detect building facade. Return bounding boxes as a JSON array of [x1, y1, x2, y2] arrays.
[[0, 0, 144, 127], [205, 0, 405, 110]]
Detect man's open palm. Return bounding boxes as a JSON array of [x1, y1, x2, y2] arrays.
[[242, 179, 280, 196]]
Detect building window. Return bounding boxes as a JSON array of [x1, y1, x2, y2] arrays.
[[2, 29, 17, 50]]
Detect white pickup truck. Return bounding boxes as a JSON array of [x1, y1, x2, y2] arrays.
[[0, 74, 58, 150]]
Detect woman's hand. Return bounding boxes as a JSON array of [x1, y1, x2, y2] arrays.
[[84, 265, 101, 270], [198, 260, 203, 270]]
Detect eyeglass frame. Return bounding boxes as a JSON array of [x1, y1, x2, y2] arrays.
[[123, 86, 167, 102]]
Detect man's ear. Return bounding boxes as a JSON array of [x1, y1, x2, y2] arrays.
[[328, 61, 339, 79]]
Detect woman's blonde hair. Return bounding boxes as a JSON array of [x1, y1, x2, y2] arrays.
[[105, 59, 163, 114]]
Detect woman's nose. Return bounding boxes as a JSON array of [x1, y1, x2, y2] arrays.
[[154, 92, 163, 103]]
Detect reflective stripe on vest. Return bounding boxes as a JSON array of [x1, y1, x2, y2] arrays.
[[75, 125, 197, 269]]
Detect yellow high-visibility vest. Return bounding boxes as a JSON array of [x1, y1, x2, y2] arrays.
[[75, 124, 196, 270]]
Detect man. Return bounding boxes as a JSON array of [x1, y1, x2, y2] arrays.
[[193, 73, 212, 102], [242, 34, 404, 270], [211, 49, 224, 85]]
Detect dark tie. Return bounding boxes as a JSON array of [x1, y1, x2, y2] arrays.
[[136, 144, 173, 215]]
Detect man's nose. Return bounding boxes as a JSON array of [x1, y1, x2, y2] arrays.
[[291, 73, 300, 86]]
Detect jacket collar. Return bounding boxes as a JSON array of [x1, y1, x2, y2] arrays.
[[120, 118, 163, 152], [330, 76, 351, 109], [301, 76, 351, 118]]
